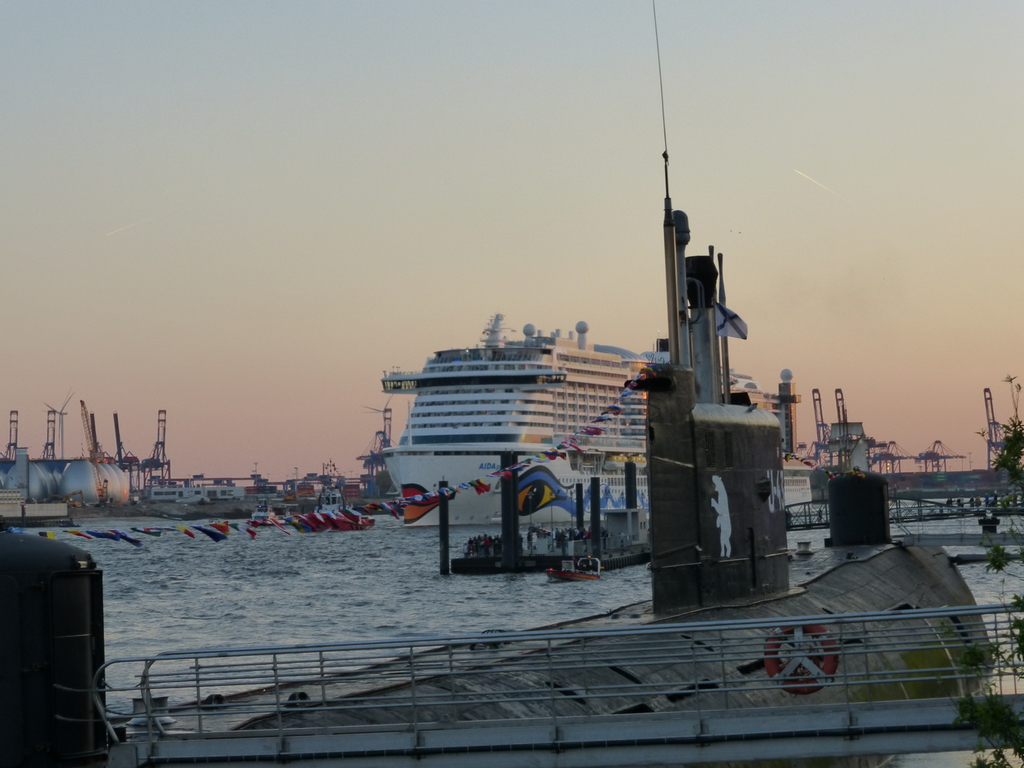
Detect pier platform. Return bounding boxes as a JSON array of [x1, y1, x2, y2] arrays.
[[451, 549, 649, 575]]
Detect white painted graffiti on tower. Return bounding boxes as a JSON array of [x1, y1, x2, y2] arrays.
[[711, 475, 732, 558]]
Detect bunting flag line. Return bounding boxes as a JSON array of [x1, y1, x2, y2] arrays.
[[41, 365, 661, 547]]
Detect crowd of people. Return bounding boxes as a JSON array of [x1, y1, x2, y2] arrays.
[[459, 525, 639, 558]]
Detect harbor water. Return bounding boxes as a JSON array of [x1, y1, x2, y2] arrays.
[[38, 513, 1024, 767]]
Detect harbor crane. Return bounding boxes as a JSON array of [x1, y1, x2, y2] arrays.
[[357, 401, 393, 495], [915, 440, 966, 473], [113, 412, 141, 491], [41, 409, 57, 460], [870, 441, 916, 473], [2, 411, 18, 460], [811, 389, 831, 465], [984, 387, 1005, 470], [140, 410, 170, 486]]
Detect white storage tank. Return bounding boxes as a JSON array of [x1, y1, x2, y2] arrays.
[[4, 458, 58, 501], [95, 463, 128, 504], [58, 460, 102, 505]]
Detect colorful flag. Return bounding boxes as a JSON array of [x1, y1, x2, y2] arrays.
[[174, 526, 196, 538], [112, 530, 145, 548], [193, 526, 228, 542], [85, 531, 121, 541]]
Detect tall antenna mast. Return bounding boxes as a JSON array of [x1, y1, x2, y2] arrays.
[[654, 1, 690, 368]]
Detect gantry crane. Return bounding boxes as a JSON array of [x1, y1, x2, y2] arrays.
[[113, 412, 141, 491], [2, 411, 18, 460], [984, 388, 1005, 470], [140, 410, 170, 486], [811, 389, 831, 465], [870, 441, 916, 473], [357, 402, 393, 494], [916, 440, 966, 473], [41, 409, 56, 460]]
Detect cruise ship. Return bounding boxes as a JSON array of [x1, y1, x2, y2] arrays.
[[381, 315, 649, 526]]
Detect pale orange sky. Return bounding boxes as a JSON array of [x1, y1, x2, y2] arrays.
[[1, 2, 1021, 480]]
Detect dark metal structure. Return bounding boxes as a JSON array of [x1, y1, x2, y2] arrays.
[[0, 534, 106, 767]]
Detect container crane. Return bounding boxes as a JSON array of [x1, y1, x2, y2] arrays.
[[113, 412, 141, 491], [357, 402, 393, 495], [915, 440, 966, 473], [140, 410, 170, 486], [870, 441, 916, 473], [2, 411, 18, 460], [984, 387, 1005, 470], [41, 410, 56, 460], [811, 389, 831, 465]]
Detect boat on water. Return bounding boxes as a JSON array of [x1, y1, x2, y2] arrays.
[[545, 555, 602, 581], [381, 315, 650, 526], [247, 490, 374, 531], [311, 487, 374, 530], [249, 502, 273, 523], [380, 317, 810, 527]]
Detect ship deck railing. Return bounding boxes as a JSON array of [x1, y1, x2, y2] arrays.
[[91, 603, 1024, 765]]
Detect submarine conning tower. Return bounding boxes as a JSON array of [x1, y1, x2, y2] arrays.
[[639, 366, 789, 614], [640, 208, 790, 615]]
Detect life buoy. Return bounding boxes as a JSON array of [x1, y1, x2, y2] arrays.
[[763, 624, 839, 695]]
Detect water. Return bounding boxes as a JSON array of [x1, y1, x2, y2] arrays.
[[35, 514, 1024, 766]]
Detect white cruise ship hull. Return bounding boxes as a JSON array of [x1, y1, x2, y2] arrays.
[[385, 449, 648, 527]]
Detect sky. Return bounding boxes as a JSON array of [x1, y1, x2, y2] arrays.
[[1, 1, 1021, 480]]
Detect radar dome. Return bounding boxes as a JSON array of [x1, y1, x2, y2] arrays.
[[575, 321, 589, 335], [523, 324, 536, 337], [780, 369, 794, 383]]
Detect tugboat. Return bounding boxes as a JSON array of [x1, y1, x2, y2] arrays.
[[545, 555, 602, 582], [313, 488, 374, 531]]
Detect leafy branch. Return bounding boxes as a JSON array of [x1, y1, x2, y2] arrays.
[[957, 376, 1024, 766]]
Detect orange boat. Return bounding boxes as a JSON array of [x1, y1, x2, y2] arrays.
[[546, 556, 602, 582]]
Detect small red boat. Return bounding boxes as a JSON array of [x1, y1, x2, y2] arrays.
[[546, 556, 602, 582]]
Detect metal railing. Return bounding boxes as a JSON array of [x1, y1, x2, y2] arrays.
[[93, 604, 1021, 759], [785, 499, 1024, 530]]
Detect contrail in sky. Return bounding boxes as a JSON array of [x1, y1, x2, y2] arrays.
[[105, 213, 165, 236], [793, 169, 847, 201]]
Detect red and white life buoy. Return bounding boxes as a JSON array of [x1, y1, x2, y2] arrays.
[[763, 624, 840, 695]]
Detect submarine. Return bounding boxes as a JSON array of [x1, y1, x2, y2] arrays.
[[0, 173, 984, 768], [227, 191, 980, 767]]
